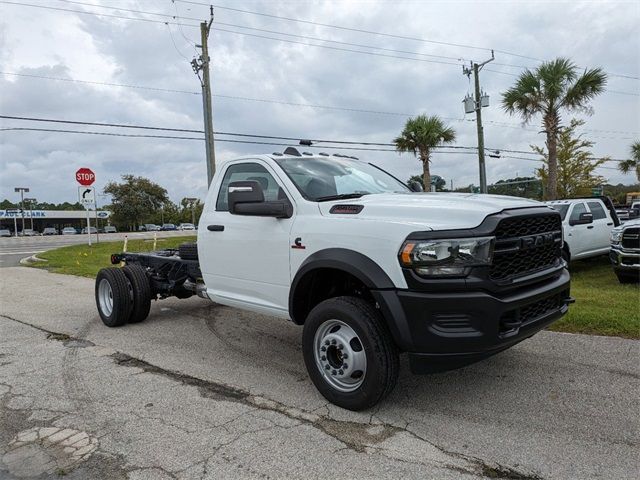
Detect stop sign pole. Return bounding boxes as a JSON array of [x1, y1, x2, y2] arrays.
[[76, 168, 95, 246]]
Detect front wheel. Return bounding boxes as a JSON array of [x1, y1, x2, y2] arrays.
[[302, 296, 399, 411]]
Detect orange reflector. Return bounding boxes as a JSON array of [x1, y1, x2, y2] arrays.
[[401, 243, 415, 265]]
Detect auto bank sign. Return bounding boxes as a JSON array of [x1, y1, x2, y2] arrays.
[[0, 210, 110, 219]]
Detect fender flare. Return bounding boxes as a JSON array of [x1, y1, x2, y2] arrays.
[[289, 249, 395, 321], [288, 249, 413, 350]]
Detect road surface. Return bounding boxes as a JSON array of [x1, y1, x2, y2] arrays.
[[0, 267, 638, 479]]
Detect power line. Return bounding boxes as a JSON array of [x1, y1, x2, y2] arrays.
[[2, 127, 627, 170], [0, 115, 630, 162], [176, 0, 639, 80], [175, 0, 538, 62], [0, 1, 198, 27], [1, 126, 478, 153], [5, 1, 639, 90], [498, 154, 621, 171], [4, 71, 636, 137], [56, 0, 469, 64], [0, 114, 471, 148]]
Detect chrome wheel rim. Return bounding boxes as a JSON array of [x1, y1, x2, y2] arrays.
[[313, 319, 367, 392], [98, 279, 114, 317]]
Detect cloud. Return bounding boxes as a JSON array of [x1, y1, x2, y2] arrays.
[[1, 0, 638, 205]]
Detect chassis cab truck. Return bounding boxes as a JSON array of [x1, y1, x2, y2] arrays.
[[96, 150, 572, 410]]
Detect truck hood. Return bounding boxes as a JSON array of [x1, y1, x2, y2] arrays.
[[318, 192, 548, 230]]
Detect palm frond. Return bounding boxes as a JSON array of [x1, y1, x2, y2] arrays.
[[562, 68, 607, 109]]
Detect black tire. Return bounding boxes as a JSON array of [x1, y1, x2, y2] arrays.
[[178, 242, 198, 261], [302, 296, 399, 411], [95, 268, 132, 328], [122, 264, 152, 323], [615, 271, 639, 284]]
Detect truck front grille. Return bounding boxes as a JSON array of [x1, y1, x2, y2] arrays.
[[622, 228, 640, 249], [490, 214, 562, 282]]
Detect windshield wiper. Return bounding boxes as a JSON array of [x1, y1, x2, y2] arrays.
[[315, 193, 368, 202]]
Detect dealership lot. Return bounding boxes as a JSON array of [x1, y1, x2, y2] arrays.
[[0, 267, 638, 479]]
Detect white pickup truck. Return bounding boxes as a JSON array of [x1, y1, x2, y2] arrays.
[[95, 150, 572, 410], [545, 198, 620, 262]]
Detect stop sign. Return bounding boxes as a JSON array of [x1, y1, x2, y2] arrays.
[[76, 168, 95, 186]]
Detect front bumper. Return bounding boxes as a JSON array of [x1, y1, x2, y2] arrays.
[[610, 247, 640, 272], [373, 269, 571, 373]]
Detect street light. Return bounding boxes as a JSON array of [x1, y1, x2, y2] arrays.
[[24, 198, 37, 230], [14, 187, 29, 234]]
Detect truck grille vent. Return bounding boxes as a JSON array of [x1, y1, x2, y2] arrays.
[[490, 214, 562, 281], [622, 228, 640, 249]]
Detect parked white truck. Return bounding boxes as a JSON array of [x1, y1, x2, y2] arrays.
[[545, 198, 620, 262], [96, 150, 572, 410]]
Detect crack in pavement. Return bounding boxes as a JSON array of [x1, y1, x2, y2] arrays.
[[0, 313, 543, 479]]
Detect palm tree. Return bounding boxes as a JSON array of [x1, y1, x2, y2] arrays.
[[394, 115, 456, 190], [502, 58, 607, 200], [618, 141, 640, 182]]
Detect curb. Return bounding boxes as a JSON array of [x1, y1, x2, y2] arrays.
[[20, 254, 48, 266]]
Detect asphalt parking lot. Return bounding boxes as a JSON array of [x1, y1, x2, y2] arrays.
[[0, 267, 638, 479], [0, 231, 189, 268]]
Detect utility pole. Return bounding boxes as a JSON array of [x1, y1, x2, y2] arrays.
[[14, 187, 29, 234], [463, 51, 494, 194], [191, 7, 216, 186]]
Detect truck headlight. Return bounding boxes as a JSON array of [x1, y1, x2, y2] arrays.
[[610, 231, 623, 244], [399, 237, 495, 277]]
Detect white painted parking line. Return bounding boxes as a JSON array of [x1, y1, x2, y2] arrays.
[[0, 250, 45, 255]]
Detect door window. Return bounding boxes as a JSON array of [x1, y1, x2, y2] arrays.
[[216, 163, 283, 211], [587, 201, 607, 220], [569, 203, 587, 222]]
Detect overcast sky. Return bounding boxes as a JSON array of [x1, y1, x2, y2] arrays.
[[1, 0, 639, 205]]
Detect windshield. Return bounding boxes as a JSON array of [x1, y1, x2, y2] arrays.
[[275, 157, 409, 201], [549, 204, 570, 220]]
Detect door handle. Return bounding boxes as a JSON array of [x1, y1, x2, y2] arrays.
[[587, 226, 594, 229], [607, 222, 613, 226], [207, 225, 224, 232]]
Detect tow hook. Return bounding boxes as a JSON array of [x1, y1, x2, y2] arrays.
[[564, 296, 576, 305]]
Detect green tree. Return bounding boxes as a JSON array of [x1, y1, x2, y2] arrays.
[[618, 141, 640, 182], [488, 177, 542, 199], [502, 58, 607, 200], [179, 198, 203, 224], [394, 115, 456, 189], [533, 119, 607, 199], [104, 175, 169, 230]]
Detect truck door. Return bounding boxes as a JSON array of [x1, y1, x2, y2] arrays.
[[198, 161, 294, 318], [565, 202, 591, 259], [587, 200, 614, 255]]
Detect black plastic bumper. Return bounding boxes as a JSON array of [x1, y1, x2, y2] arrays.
[[372, 269, 571, 373]]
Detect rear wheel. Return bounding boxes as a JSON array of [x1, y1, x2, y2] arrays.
[[302, 296, 399, 411], [95, 268, 132, 328], [122, 265, 152, 323]]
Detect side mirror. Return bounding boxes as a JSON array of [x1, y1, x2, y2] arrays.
[[569, 212, 593, 226], [228, 181, 293, 218], [408, 181, 424, 192]]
